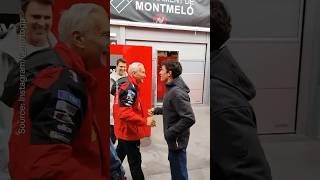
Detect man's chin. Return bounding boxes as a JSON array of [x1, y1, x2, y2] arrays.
[[30, 35, 48, 46], [138, 79, 144, 84]]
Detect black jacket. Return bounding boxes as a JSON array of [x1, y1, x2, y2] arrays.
[[154, 77, 195, 150], [211, 47, 272, 180]]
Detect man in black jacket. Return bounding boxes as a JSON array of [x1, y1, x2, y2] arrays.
[[149, 60, 195, 180], [211, 1, 272, 180]]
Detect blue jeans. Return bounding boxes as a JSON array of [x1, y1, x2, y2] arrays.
[[110, 139, 125, 180], [168, 149, 188, 180]]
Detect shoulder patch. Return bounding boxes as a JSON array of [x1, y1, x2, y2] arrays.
[[55, 100, 78, 116], [57, 124, 73, 134], [53, 110, 74, 125], [49, 130, 71, 143], [126, 89, 136, 101], [57, 90, 81, 108]]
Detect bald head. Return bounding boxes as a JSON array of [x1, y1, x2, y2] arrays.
[[128, 62, 146, 83]]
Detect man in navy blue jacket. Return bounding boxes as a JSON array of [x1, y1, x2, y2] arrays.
[[150, 60, 195, 180]]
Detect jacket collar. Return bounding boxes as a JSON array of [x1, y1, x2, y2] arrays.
[[127, 75, 141, 88], [54, 42, 96, 89], [166, 77, 190, 94]]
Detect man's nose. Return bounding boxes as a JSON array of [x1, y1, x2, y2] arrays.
[[36, 18, 47, 26]]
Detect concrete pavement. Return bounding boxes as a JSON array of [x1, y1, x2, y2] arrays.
[[120, 105, 210, 180]]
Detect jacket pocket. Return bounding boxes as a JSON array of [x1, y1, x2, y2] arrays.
[[167, 139, 178, 150], [125, 125, 138, 137]]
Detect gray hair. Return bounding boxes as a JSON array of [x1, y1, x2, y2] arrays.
[[128, 62, 144, 75], [58, 3, 105, 43]]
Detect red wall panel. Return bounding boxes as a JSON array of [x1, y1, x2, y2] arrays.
[[111, 44, 153, 137]]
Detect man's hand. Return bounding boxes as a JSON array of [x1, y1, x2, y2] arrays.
[[148, 108, 154, 116], [147, 116, 156, 127]]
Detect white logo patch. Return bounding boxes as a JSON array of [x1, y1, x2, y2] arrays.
[[53, 111, 74, 125], [57, 124, 72, 134], [49, 131, 70, 143], [56, 100, 77, 116], [111, 0, 133, 13]]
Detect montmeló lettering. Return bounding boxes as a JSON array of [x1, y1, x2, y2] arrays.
[[136, 0, 194, 16]]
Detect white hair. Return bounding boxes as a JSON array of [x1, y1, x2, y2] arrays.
[[128, 62, 144, 75], [58, 3, 106, 43]]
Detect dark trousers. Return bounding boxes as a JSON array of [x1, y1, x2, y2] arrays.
[[213, 161, 227, 179], [116, 139, 144, 180], [110, 125, 117, 144], [168, 149, 188, 180]]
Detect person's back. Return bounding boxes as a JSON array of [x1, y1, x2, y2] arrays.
[[211, 1, 272, 179], [212, 46, 272, 180], [212, 47, 256, 113]]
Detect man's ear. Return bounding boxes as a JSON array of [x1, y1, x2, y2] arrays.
[[72, 31, 85, 49], [168, 70, 173, 77]]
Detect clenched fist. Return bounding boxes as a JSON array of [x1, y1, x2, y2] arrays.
[[147, 108, 154, 117]]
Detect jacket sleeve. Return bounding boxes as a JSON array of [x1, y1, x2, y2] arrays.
[[165, 90, 195, 140], [154, 107, 163, 115], [117, 83, 146, 126], [26, 69, 103, 179], [0, 53, 17, 97], [110, 78, 115, 124]]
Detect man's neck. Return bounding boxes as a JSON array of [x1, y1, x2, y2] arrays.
[[68, 43, 95, 71], [27, 37, 49, 48], [166, 78, 173, 83], [117, 72, 125, 77]]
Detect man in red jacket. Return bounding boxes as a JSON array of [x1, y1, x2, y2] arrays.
[[1, 3, 108, 179], [111, 62, 156, 180]]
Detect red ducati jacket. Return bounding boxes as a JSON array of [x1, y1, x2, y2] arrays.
[[112, 75, 149, 141], [1, 42, 107, 179]]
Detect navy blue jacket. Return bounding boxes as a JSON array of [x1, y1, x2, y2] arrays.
[[154, 77, 195, 150]]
